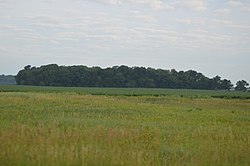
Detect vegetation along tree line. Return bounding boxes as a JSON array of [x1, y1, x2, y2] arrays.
[[0, 75, 16, 85], [15, 64, 249, 91]]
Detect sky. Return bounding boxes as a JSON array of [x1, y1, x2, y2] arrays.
[[0, 0, 250, 84]]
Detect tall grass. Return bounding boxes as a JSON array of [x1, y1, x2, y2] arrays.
[[0, 87, 250, 165], [1, 85, 250, 98]]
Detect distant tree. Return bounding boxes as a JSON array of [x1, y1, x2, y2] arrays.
[[220, 79, 233, 90], [16, 64, 236, 90], [235, 80, 249, 91], [211, 76, 221, 90], [0, 75, 16, 84], [24, 65, 31, 70]]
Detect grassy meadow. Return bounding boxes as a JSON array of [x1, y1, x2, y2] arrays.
[[0, 85, 250, 165]]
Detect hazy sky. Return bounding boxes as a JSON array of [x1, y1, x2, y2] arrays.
[[0, 0, 250, 84]]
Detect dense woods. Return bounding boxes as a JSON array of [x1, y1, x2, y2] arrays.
[[15, 64, 235, 90], [0, 75, 16, 85]]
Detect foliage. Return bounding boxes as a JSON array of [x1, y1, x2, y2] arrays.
[[0, 75, 16, 85], [0, 86, 250, 165], [15, 64, 233, 90], [235, 80, 249, 91]]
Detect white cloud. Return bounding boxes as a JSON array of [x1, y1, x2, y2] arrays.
[[214, 8, 230, 16], [212, 19, 250, 30], [28, 15, 64, 28], [0, 0, 10, 5], [172, 18, 206, 26], [0, 0, 12, 8], [132, 15, 155, 23], [128, 0, 170, 10], [0, 46, 9, 53], [43, 0, 56, 3], [174, 0, 207, 11], [0, 24, 16, 30], [85, 0, 174, 10], [227, 0, 250, 11], [227, 0, 242, 7]]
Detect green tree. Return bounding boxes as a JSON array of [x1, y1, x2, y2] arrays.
[[24, 65, 31, 70], [220, 79, 233, 90], [16, 64, 237, 90], [235, 80, 249, 91]]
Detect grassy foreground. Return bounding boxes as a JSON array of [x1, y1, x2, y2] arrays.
[[0, 86, 250, 165]]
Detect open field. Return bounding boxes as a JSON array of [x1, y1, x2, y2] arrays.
[[1, 85, 250, 99], [0, 85, 250, 165]]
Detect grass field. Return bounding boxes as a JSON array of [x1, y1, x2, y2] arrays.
[[0, 85, 250, 165]]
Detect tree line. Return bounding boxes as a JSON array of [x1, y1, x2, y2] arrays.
[[15, 64, 245, 90], [0, 75, 16, 85]]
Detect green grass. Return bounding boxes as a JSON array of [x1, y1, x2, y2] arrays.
[[0, 85, 250, 165], [1, 85, 250, 99]]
